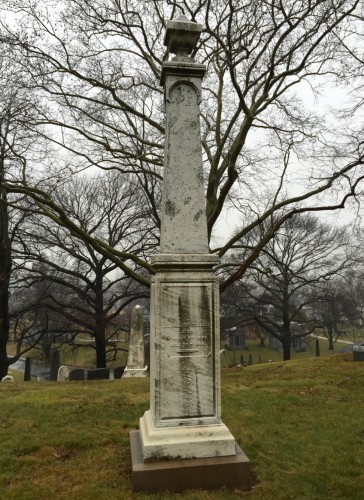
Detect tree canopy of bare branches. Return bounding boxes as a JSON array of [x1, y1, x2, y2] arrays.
[[0, 0, 362, 292], [222, 214, 355, 360], [11, 172, 153, 368]]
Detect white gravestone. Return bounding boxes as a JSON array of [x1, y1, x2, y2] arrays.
[[123, 305, 148, 378], [139, 16, 236, 461]]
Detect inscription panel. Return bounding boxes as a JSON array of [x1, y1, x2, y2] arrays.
[[158, 283, 216, 420]]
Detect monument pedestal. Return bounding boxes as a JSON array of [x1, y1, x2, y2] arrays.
[[130, 430, 251, 492], [139, 409, 235, 460], [132, 252, 251, 490]]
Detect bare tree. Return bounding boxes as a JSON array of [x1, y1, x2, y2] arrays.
[[0, 52, 44, 378], [0, 104, 11, 379], [223, 214, 353, 360], [311, 279, 356, 350], [0, 1, 363, 292], [12, 171, 153, 368], [9, 265, 73, 361], [335, 266, 364, 340]]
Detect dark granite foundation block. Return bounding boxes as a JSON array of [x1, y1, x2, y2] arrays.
[[130, 430, 251, 492]]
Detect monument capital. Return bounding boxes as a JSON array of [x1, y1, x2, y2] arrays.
[[164, 15, 203, 59]]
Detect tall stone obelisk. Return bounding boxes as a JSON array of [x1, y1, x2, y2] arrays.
[[132, 16, 250, 492]]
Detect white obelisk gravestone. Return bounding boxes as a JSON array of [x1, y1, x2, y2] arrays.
[[123, 305, 148, 378], [139, 16, 236, 460]]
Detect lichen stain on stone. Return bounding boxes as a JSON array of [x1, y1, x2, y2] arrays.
[[145, 450, 183, 463], [195, 372, 201, 415], [194, 209, 204, 222], [165, 199, 177, 217], [178, 293, 196, 416], [196, 169, 204, 183], [184, 196, 191, 205], [200, 287, 212, 349]]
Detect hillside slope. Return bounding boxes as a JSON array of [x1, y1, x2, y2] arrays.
[[1, 355, 363, 499]]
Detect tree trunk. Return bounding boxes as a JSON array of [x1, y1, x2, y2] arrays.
[[94, 269, 106, 368], [0, 179, 11, 379], [0, 314, 10, 379], [282, 271, 291, 361], [282, 339, 291, 361], [95, 334, 107, 368], [41, 330, 52, 362], [0, 231, 11, 378], [327, 326, 334, 350]]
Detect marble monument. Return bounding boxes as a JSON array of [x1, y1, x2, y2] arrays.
[[131, 15, 250, 492]]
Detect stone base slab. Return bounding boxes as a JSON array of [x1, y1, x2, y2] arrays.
[[122, 366, 148, 378], [130, 430, 251, 492], [139, 410, 236, 460]]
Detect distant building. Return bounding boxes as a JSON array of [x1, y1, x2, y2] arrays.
[[224, 327, 246, 350]]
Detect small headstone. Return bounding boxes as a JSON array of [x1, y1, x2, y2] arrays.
[[248, 354, 253, 366], [24, 357, 31, 381], [87, 368, 110, 380], [50, 349, 60, 381], [69, 368, 86, 381], [353, 343, 364, 361], [315, 338, 320, 357], [57, 365, 70, 381], [123, 305, 148, 378], [144, 337, 150, 368], [113, 366, 126, 379]]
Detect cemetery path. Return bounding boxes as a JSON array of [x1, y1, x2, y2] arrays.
[[311, 335, 354, 345], [9, 358, 25, 372]]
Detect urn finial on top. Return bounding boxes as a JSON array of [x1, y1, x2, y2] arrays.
[[164, 15, 203, 59]]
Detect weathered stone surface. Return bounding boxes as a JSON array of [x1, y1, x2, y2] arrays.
[[139, 409, 235, 460], [113, 365, 126, 379], [150, 271, 219, 425], [164, 16, 203, 58], [87, 368, 110, 380], [24, 356, 31, 381], [123, 366, 148, 378], [50, 349, 60, 381], [137, 16, 247, 470], [57, 365, 70, 382], [123, 304, 148, 378], [141, 255, 237, 459], [159, 64, 208, 254], [69, 368, 86, 381]]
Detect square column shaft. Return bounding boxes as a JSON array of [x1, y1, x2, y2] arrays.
[[159, 61, 208, 254]]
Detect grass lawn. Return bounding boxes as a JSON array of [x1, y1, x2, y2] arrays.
[[6, 341, 130, 370], [220, 336, 338, 367], [1, 354, 363, 499], [7, 334, 341, 374]]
